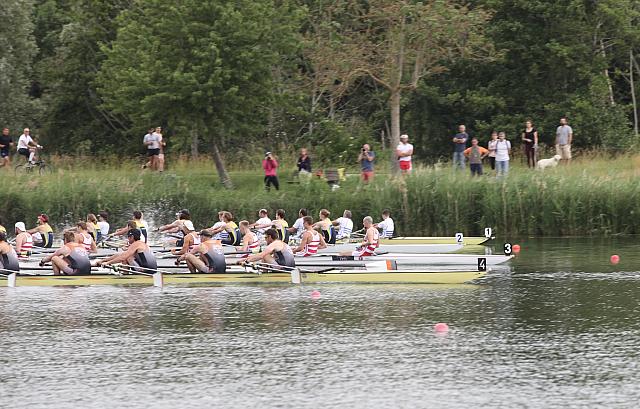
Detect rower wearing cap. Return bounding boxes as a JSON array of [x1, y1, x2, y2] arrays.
[[273, 209, 289, 242], [292, 216, 326, 257], [15, 222, 33, 261], [332, 210, 354, 240], [132, 210, 149, 242], [314, 209, 336, 244], [250, 208, 272, 238], [340, 216, 379, 257], [237, 221, 261, 256], [374, 209, 395, 238], [0, 232, 20, 273], [181, 230, 226, 273], [27, 213, 54, 248], [241, 228, 295, 268], [74, 221, 97, 254], [97, 229, 157, 272], [86, 213, 101, 242], [210, 211, 241, 246], [171, 220, 200, 256], [40, 231, 91, 275]]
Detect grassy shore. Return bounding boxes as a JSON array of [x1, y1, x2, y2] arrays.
[[2, 154, 640, 236]]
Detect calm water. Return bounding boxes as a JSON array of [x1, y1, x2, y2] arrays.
[[2, 238, 640, 408]]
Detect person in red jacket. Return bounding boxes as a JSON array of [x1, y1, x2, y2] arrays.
[[262, 151, 279, 191]]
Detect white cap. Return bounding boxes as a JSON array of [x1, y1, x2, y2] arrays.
[[400, 134, 409, 140], [15, 222, 26, 232], [183, 220, 195, 231]]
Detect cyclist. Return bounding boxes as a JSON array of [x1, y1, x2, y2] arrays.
[[16, 128, 42, 164]]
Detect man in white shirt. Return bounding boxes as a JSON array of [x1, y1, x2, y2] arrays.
[[555, 117, 573, 164], [97, 211, 110, 236], [396, 134, 414, 175], [375, 209, 395, 238], [143, 127, 160, 170], [17, 128, 41, 164], [332, 210, 354, 240], [251, 209, 272, 239], [287, 208, 308, 241]]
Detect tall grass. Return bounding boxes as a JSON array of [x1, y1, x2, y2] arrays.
[[3, 153, 640, 236]]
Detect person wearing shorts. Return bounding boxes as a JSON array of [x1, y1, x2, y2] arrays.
[[358, 144, 375, 183], [17, 128, 40, 163], [555, 117, 573, 164], [39, 231, 91, 275], [143, 127, 160, 169], [0, 128, 13, 168], [396, 134, 414, 175]]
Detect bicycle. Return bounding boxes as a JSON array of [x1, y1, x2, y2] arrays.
[[14, 146, 53, 175]]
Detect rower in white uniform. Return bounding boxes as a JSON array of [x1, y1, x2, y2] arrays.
[[374, 209, 395, 238], [332, 210, 354, 240], [15, 222, 33, 261]]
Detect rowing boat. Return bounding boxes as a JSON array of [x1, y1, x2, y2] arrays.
[[325, 243, 464, 254], [340, 236, 491, 246], [293, 254, 512, 267], [0, 268, 487, 286]]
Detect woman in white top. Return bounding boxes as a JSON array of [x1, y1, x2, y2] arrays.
[[486, 131, 498, 171], [495, 132, 511, 178]]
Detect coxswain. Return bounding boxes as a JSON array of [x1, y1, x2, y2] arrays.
[[181, 230, 226, 273], [171, 220, 200, 256], [241, 228, 295, 268], [14, 222, 33, 261], [74, 221, 97, 254], [27, 213, 54, 248], [340, 216, 379, 257], [292, 216, 326, 257], [374, 209, 395, 238], [0, 232, 20, 273], [314, 209, 336, 244], [97, 229, 157, 272], [332, 210, 354, 240], [210, 211, 241, 246], [273, 209, 289, 242], [40, 231, 91, 275], [236, 220, 261, 257], [287, 208, 308, 241]]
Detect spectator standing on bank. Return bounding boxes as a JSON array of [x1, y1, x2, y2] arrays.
[[143, 127, 160, 170], [154, 126, 166, 172], [487, 131, 498, 173], [463, 138, 489, 176], [495, 132, 511, 178], [0, 128, 14, 168], [555, 117, 573, 165], [263, 151, 279, 191], [452, 125, 468, 171], [358, 144, 375, 183], [396, 134, 414, 175], [521, 120, 538, 169], [297, 148, 311, 174]]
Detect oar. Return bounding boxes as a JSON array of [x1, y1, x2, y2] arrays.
[[0, 268, 18, 287], [105, 264, 164, 288]]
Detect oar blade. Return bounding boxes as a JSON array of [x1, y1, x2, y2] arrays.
[[153, 272, 164, 288], [8, 273, 17, 288]]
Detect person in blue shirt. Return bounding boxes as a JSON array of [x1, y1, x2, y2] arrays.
[[358, 144, 375, 183], [452, 124, 468, 171]]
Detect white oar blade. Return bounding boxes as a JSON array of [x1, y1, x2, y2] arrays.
[[8, 273, 17, 288], [153, 272, 164, 288], [291, 268, 301, 284]]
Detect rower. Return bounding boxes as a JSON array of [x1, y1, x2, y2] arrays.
[[39, 231, 91, 275], [340, 216, 379, 257], [27, 213, 54, 248], [273, 209, 289, 242], [250, 208, 272, 239], [0, 232, 20, 273], [332, 210, 354, 240], [97, 229, 157, 272], [97, 211, 110, 238], [14, 222, 33, 261], [0, 218, 6, 234], [171, 220, 200, 256], [209, 211, 229, 241], [237, 220, 261, 256], [132, 210, 149, 242], [287, 208, 308, 241], [74, 221, 97, 254], [158, 209, 191, 240], [86, 213, 101, 243], [209, 211, 241, 246], [374, 209, 395, 238], [241, 228, 295, 268], [314, 209, 336, 244], [181, 230, 226, 273], [292, 216, 326, 257]]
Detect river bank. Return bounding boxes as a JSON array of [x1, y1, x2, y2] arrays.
[[2, 154, 639, 236]]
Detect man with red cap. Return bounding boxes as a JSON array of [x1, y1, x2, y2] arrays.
[[28, 214, 54, 248]]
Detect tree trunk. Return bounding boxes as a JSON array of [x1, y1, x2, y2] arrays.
[[631, 50, 639, 137], [190, 129, 199, 159], [389, 89, 401, 173], [212, 142, 233, 189], [600, 39, 615, 106]]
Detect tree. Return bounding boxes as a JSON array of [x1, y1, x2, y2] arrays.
[[97, 0, 302, 187]]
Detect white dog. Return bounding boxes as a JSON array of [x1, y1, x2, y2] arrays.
[[536, 154, 561, 170]]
